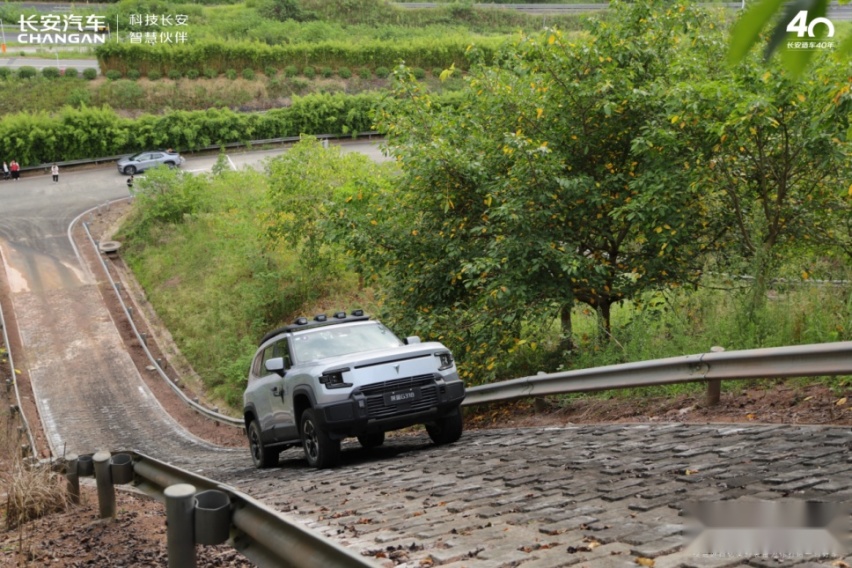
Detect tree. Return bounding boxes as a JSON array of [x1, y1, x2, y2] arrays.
[[367, 1, 726, 379], [263, 137, 388, 283], [668, 56, 851, 316]]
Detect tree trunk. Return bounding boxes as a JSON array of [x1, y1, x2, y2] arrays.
[[599, 301, 612, 338], [559, 303, 574, 352]]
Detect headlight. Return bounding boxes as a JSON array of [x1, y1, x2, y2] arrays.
[[320, 368, 352, 389], [436, 351, 454, 371]]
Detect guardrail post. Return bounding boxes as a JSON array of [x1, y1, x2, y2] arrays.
[[706, 346, 725, 406], [65, 453, 80, 505], [165, 483, 197, 568], [194, 490, 231, 545], [93, 450, 116, 519]]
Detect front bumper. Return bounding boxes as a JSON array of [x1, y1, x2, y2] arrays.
[[313, 377, 465, 438]]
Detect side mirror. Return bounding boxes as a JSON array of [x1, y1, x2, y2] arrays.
[[404, 336, 421, 345], [264, 357, 286, 376]]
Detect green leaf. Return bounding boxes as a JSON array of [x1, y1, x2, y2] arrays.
[[727, 0, 788, 65]]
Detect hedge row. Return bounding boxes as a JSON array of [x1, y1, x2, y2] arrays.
[[95, 37, 499, 76], [0, 91, 464, 166]]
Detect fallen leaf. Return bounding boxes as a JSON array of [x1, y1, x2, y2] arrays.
[[636, 557, 655, 567], [684, 469, 699, 476], [831, 561, 849, 568], [836, 397, 847, 406], [746, 413, 756, 421], [802, 396, 814, 402]]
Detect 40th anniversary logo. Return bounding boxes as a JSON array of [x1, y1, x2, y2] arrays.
[[784, 10, 836, 51]]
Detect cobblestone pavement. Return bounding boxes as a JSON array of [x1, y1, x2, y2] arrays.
[[217, 424, 852, 568]]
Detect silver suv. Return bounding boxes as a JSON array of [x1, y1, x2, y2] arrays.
[[243, 311, 466, 469], [116, 150, 184, 175]]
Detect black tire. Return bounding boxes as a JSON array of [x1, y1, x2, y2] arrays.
[[248, 420, 279, 469], [164, 161, 175, 169], [426, 409, 463, 445], [300, 409, 341, 469], [123, 165, 137, 175], [357, 432, 385, 449]]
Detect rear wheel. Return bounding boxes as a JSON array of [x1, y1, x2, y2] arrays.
[[165, 161, 176, 169], [301, 409, 341, 468], [123, 165, 137, 175], [426, 409, 463, 445], [248, 420, 279, 469], [357, 432, 385, 449]]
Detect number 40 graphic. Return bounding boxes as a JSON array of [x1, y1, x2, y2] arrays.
[[786, 10, 835, 38]]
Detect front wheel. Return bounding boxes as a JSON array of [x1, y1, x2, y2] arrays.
[[248, 420, 279, 469], [426, 409, 463, 445], [164, 161, 176, 169], [123, 165, 137, 175], [301, 409, 341, 469]]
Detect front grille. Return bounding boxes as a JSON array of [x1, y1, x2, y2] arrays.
[[360, 374, 438, 419]]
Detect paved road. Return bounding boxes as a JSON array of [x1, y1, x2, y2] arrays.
[[218, 424, 852, 567], [0, 141, 384, 462], [0, 56, 98, 72]]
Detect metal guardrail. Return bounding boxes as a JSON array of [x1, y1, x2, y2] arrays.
[[60, 449, 375, 568], [79, 217, 244, 428], [0, 260, 38, 459], [462, 341, 852, 406]]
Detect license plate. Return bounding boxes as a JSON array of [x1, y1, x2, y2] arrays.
[[384, 387, 420, 405]]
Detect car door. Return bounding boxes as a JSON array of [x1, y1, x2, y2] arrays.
[[262, 339, 295, 441], [142, 153, 161, 171]]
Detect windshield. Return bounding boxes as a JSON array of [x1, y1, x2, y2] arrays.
[[291, 323, 403, 363]]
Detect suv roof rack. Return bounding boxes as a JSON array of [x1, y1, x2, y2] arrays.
[[258, 311, 370, 346]]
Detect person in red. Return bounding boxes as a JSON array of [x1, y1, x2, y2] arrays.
[[10, 160, 20, 181]]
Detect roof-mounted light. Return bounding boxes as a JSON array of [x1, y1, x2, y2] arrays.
[[352, 309, 364, 317], [333, 311, 347, 319], [314, 314, 328, 322], [294, 317, 308, 326]]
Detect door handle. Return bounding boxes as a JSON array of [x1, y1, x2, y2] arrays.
[[271, 386, 285, 399]]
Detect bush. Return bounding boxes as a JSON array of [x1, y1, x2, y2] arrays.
[[302, 66, 315, 79], [242, 68, 256, 80], [290, 78, 309, 94], [284, 65, 298, 77], [431, 67, 443, 78], [321, 66, 333, 78], [337, 67, 351, 79], [42, 67, 62, 79], [203, 67, 218, 79], [412, 67, 425, 80], [225, 69, 238, 80], [0, 67, 11, 79], [66, 88, 91, 107], [375, 66, 390, 79], [186, 69, 200, 79], [358, 67, 371, 79], [264, 66, 278, 77], [105, 69, 122, 81], [147, 70, 162, 81], [127, 69, 142, 80], [168, 69, 182, 80], [17, 66, 38, 79], [83, 68, 98, 80]]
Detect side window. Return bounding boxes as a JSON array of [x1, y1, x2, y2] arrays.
[[258, 339, 291, 372], [249, 352, 263, 381], [273, 339, 292, 369]]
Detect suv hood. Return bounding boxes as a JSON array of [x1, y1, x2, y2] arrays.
[[301, 342, 448, 374]]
